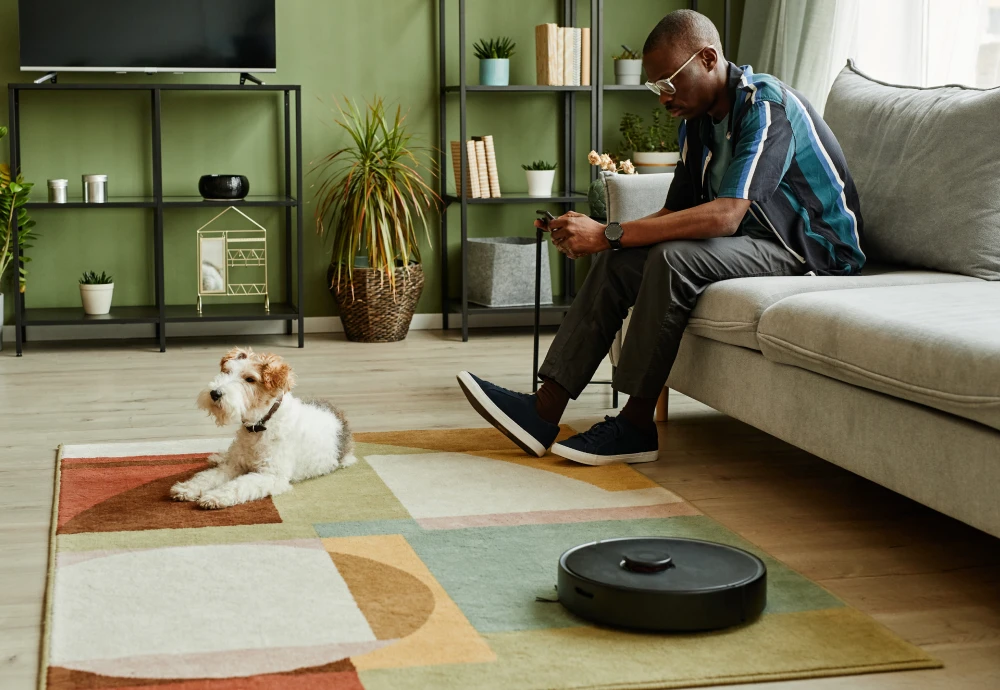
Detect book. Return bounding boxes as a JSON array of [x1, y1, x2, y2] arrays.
[[562, 27, 573, 86], [482, 135, 501, 197], [466, 140, 483, 198], [534, 23, 559, 86], [554, 25, 564, 86], [451, 140, 478, 198], [474, 139, 490, 198], [572, 28, 582, 86], [581, 28, 591, 86]]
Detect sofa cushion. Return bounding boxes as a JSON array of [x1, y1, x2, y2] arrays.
[[757, 283, 1000, 431], [688, 267, 980, 350], [823, 60, 1000, 280], [605, 172, 674, 223]]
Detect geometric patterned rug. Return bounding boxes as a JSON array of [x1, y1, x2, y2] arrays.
[[42, 427, 940, 689]]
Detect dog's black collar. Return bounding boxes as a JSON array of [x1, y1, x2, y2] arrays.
[[244, 396, 283, 433]]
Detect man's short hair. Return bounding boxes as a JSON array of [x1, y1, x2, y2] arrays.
[[642, 9, 722, 57]]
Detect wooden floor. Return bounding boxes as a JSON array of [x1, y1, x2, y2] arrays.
[[1, 330, 999, 689]]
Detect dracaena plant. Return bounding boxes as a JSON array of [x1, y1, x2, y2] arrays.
[[311, 97, 440, 297], [0, 126, 37, 294]]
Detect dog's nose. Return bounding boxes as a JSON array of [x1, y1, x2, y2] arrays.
[[210, 389, 223, 402]]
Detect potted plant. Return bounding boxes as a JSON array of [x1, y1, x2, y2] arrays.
[[312, 97, 440, 343], [619, 109, 680, 174], [586, 150, 636, 221], [474, 37, 515, 87], [522, 160, 557, 197], [0, 125, 37, 351], [613, 45, 642, 85], [79, 271, 114, 315]]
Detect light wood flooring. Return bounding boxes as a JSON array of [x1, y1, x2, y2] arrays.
[[1, 330, 998, 689]]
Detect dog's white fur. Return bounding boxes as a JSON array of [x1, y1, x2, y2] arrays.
[[171, 347, 355, 510]]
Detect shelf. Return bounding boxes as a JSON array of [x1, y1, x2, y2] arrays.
[[444, 85, 593, 93], [165, 302, 299, 323], [444, 193, 588, 205], [604, 84, 652, 91], [162, 195, 297, 208], [11, 83, 298, 92], [23, 306, 160, 325], [27, 197, 156, 209], [450, 294, 574, 315]]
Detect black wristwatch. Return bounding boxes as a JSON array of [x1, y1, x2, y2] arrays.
[[604, 221, 624, 250]]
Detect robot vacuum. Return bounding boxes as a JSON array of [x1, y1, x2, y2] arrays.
[[557, 537, 767, 632]]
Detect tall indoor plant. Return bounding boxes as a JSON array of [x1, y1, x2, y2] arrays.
[[619, 109, 680, 174], [0, 126, 37, 350], [312, 98, 439, 343]]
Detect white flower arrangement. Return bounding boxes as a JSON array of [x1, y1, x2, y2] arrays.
[[587, 150, 636, 174]]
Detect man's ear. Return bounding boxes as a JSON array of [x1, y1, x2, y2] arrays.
[[702, 45, 720, 72], [258, 354, 296, 392], [221, 347, 252, 371]]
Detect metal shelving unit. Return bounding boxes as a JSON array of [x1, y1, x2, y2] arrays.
[[6, 82, 304, 356], [438, 0, 600, 342]]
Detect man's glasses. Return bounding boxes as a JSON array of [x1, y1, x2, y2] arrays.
[[645, 46, 710, 96]]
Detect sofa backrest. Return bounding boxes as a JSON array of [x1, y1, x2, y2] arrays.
[[605, 172, 674, 223], [824, 60, 1000, 280]]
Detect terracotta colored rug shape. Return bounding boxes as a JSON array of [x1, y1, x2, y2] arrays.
[[42, 429, 940, 690]]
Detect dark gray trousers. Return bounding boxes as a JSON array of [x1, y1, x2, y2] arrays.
[[538, 235, 804, 400]]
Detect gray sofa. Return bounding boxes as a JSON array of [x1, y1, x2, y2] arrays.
[[608, 61, 1000, 539]]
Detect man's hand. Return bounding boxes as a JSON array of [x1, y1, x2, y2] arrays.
[[533, 211, 607, 259]]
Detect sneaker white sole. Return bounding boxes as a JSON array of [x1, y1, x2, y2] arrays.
[[457, 371, 547, 458], [550, 442, 659, 466]]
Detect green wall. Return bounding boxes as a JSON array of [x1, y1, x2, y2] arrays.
[[0, 0, 741, 322]]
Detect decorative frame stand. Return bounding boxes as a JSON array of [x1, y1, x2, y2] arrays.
[[196, 206, 269, 313]]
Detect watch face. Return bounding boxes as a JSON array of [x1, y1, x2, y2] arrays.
[[606, 223, 624, 241]]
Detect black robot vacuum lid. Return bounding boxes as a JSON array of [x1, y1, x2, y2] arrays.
[[557, 537, 767, 632]]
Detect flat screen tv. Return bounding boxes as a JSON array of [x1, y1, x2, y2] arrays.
[[18, 0, 276, 74]]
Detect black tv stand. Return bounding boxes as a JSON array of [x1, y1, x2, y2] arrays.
[[32, 72, 58, 84], [239, 72, 264, 86]]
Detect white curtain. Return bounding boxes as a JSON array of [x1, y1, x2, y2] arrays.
[[738, 0, 999, 115]]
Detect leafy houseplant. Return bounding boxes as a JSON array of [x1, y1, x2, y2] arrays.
[[613, 45, 642, 85], [0, 125, 37, 349], [312, 97, 440, 343], [522, 160, 557, 197], [79, 271, 115, 315], [619, 109, 680, 174], [474, 37, 516, 86]]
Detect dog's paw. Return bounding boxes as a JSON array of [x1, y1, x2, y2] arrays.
[[206, 453, 225, 465], [198, 491, 234, 510], [170, 482, 202, 502]]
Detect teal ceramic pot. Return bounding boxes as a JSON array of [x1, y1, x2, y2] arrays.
[[480, 59, 510, 86]]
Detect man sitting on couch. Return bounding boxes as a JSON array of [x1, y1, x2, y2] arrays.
[[458, 9, 865, 466]]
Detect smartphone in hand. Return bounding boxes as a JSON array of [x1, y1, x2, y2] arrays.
[[536, 210, 556, 230]]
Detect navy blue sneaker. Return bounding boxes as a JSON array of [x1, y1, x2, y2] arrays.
[[457, 371, 560, 458], [551, 415, 659, 466]]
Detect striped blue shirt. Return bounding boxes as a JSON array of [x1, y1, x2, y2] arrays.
[[666, 63, 865, 275]]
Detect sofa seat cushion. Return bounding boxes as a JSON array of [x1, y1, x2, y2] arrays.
[[688, 267, 979, 351], [757, 283, 1000, 431]]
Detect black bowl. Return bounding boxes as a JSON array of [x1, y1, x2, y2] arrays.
[[198, 174, 249, 200]]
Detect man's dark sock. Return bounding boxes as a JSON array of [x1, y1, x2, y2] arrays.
[[535, 378, 570, 425], [620, 395, 657, 434]]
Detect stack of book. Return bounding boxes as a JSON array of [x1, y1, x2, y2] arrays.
[[450, 135, 501, 199], [535, 24, 591, 86]]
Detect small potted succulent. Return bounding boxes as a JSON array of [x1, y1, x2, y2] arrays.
[[79, 271, 114, 315], [474, 37, 516, 87], [619, 109, 680, 174], [586, 150, 636, 221], [613, 45, 642, 85], [522, 160, 557, 197]]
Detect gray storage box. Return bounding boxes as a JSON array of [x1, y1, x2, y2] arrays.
[[467, 237, 553, 308]]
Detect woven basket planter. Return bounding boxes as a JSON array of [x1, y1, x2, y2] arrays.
[[329, 263, 424, 343]]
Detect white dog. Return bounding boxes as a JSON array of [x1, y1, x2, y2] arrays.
[[171, 347, 355, 510]]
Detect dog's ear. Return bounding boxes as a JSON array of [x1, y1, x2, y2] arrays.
[[220, 347, 252, 371], [259, 354, 295, 392]]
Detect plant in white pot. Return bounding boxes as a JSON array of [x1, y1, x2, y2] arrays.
[[312, 97, 440, 343], [0, 125, 38, 351], [475, 36, 515, 86], [613, 45, 642, 85], [79, 271, 114, 315], [619, 109, 680, 174], [522, 160, 557, 197]]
